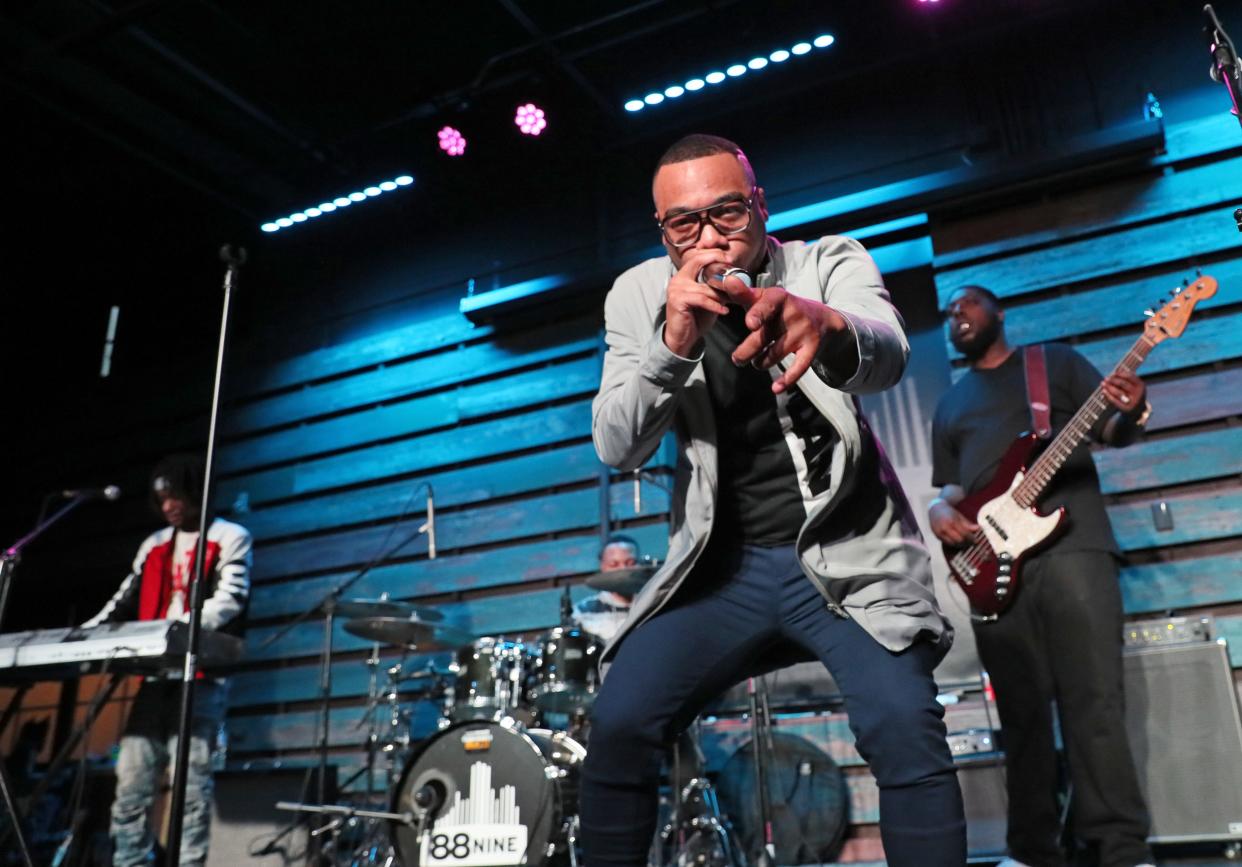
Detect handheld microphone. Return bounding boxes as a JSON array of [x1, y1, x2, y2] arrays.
[[419, 486, 437, 559], [696, 262, 753, 290], [560, 586, 574, 625], [63, 485, 122, 501]]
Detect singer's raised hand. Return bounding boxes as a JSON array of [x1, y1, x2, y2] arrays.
[[729, 288, 851, 394], [662, 249, 734, 357]]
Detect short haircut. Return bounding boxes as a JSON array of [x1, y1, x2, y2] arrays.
[[945, 284, 1001, 312], [654, 133, 756, 186], [149, 453, 205, 516], [599, 533, 640, 562]]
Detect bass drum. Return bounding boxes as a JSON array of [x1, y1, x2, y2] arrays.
[[391, 720, 585, 867]]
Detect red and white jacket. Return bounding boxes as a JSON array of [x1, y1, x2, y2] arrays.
[[84, 517, 252, 636]]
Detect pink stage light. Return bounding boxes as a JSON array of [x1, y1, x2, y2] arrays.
[[438, 126, 467, 156], [514, 103, 547, 136]]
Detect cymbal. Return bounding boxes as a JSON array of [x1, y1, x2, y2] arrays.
[[334, 598, 444, 622], [343, 616, 472, 649], [585, 564, 656, 596]]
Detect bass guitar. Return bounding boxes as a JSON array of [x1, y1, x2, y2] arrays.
[[945, 274, 1217, 618]]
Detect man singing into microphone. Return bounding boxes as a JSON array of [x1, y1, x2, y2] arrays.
[[83, 454, 251, 867], [581, 134, 966, 866]]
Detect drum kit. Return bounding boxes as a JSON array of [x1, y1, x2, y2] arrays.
[[278, 564, 746, 867]]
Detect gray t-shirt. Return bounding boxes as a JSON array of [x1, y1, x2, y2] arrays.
[[930, 343, 1120, 556]]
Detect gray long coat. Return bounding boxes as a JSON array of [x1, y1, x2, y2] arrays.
[[592, 235, 952, 663]]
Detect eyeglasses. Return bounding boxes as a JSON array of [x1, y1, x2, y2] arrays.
[[657, 194, 755, 248]]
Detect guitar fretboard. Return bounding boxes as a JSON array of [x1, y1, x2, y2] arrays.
[[1011, 336, 1155, 508]]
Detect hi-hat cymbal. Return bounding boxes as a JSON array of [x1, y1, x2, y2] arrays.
[[334, 598, 445, 622], [343, 616, 472, 649], [585, 564, 656, 596]]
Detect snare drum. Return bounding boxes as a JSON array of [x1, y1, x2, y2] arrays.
[[390, 720, 585, 867], [530, 627, 602, 715], [445, 637, 530, 723]]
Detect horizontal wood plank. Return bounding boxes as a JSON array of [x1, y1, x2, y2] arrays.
[[1144, 367, 1242, 431], [1108, 490, 1242, 552], [934, 155, 1242, 268], [224, 325, 598, 437], [215, 400, 594, 507], [246, 523, 670, 621], [935, 208, 1242, 305], [250, 483, 670, 583], [1095, 426, 1242, 494], [217, 353, 600, 475], [237, 441, 603, 541], [238, 312, 490, 398], [1120, 553, 1242, 615]]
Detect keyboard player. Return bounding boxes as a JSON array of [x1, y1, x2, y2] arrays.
[[82, 454, 251, 867]]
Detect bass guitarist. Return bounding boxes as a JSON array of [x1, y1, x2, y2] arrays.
[[928, 285, 1154, 867]]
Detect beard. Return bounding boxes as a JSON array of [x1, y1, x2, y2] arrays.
[[950, 316, 1001, 361]]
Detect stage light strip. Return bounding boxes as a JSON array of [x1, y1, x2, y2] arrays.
[[623, 33, 835, 113], [260, 175, 415, 233]]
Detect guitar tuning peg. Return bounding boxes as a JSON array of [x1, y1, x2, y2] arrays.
[[1144, 308, 1156, 317]]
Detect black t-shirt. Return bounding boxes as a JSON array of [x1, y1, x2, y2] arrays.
[[930, 344, 1119, 555], [701, 306, 838, 545]]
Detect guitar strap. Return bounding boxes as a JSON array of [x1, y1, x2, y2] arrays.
[[1023, 344, 1053, 440]]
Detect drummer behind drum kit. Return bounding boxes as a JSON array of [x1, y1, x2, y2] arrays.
[[278, 562, 748, 867]]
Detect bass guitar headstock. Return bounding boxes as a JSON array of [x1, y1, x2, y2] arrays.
[[1143, 274, 1218, 343]]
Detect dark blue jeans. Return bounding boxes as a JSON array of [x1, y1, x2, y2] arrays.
[[579, 543, 966, 866]]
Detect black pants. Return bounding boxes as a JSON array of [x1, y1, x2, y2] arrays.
[[579, 543, 966, 866], [973, 549, 1151, 867]]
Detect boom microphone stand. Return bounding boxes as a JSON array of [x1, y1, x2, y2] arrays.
[[164, 244, 246, 866], [1203, 4, 1242, 232], [0, 491, 115, 866]]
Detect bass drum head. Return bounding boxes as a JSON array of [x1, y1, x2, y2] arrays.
[[715, 731, 848, 865], [391, 720, 569, 867]]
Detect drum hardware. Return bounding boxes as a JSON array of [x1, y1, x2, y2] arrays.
[[583, 563, 656, 596], [344, 615, 474, 650], [336, 598, 447, 623]]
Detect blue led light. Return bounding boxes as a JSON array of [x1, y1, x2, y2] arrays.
[[258, 173, 415, 232], [623, 30, 837, 112]]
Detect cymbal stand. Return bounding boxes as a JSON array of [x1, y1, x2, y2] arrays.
[[747, 677, 777, 867]]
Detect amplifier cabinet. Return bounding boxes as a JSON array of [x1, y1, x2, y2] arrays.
[[1123, 640, 1242, 843]]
